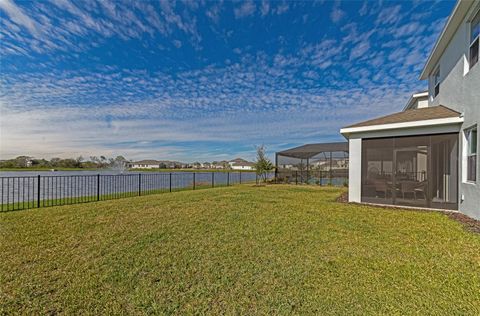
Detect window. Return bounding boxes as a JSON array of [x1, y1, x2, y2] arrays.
[[466, 126, 477, 182], [470, 9, 480, 69], [433, 67, 440, 98]]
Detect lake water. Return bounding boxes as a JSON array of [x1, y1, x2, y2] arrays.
[[0, 170, 172, 177], [0, 171, 266, 210]]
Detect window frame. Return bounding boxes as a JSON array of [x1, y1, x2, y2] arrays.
[[469, 8, 480, 70], [432, 67, 440, 98], [465, 126, 477, 183]]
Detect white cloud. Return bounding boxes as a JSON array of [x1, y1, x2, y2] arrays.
[[0, 0, 39, 35], [234, 1, 255, 19], [376, 5, 402, 25], [260, 0, 270, 16], [349, 41, 370, 60], [275, 2, 289, 15], [330, 2, 345, 23]]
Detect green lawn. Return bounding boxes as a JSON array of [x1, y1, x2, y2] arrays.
[[1, 185, 479, 314]]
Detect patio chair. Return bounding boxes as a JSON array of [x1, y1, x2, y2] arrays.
[[374, 179, 390, 199], [413, 181, 427, 200], [400, 180, 418, 200]]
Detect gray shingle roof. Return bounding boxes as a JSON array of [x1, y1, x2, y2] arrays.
[[344, 105, 460, 128]]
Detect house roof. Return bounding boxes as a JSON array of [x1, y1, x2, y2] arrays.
[[229, 158, 248, 163], [132, 160, 161, 165], [420, 0, 475, 79], [343, 106, 461, 129], [277, 142, 348, 159]]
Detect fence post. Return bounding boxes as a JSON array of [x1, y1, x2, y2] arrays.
[[211, 172, 214, 188], [239, 172, 242, 184], [227, 172, 229, 186], [37, 175, 41, 208], [295, 171, 298, 185], [193, 173, 195, 190], [169, 173, 172, 192], [97, 174, 100, 201], [138, 174, 142, 196], [255, 173, 258, 184]]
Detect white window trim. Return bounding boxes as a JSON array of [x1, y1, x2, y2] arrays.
[[463, 125, 477, 184], [467, 7, 480, 72]]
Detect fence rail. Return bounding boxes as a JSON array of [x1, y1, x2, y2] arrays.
[[275, 169, 348, 186], [0, 172, 269, 212]]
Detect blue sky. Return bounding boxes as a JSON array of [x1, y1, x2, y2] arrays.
[[0, 0, 455, 162]]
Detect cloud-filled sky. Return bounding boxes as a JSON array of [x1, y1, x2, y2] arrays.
[[0, 0, 454, 162]]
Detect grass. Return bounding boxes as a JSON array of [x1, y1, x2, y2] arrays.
[[1, 185, 479, 314]]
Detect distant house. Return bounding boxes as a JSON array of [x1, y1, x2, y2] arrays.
[[129, 160, 161, 169], [219, 160, 230, 169], [229, 158, 255, 170], [192, 162, 203, 169]]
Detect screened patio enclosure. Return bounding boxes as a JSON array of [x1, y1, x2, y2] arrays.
[[275, 142, 348, 186], [361, 133, 458, 210]]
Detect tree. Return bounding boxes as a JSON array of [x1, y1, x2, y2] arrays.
[[254, 145, 274, 183], [14, 156, 31, 168], [115, 155, 126, 162]]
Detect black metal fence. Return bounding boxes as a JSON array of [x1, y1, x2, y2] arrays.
[[275, 169, 348, 186], [0, 172, 269, 212]]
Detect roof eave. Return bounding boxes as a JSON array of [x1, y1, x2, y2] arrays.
[[340, 117, 464, 137], [420, 0, 474, 80]]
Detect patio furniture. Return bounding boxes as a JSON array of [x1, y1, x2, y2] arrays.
[[374, 180, 390, 199], [399, 181, 427, 200], [399, 181, 418, 199]]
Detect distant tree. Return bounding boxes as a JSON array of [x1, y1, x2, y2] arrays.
[[31, 158, 49, 167], [49, 158, 61, 167], [221, 161, 230, 169], [115, 155, 127, 162], [75, 156, 84, 168], [13, 156, 31, 168], [90, 156, 101, 166], [254, 145, 274, 182]]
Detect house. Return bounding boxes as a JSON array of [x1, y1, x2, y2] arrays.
[[341, 0, 479, 220], [192, 162, 203, 169], [229, 158, 255, 170], [129, 160, 162, 169]]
